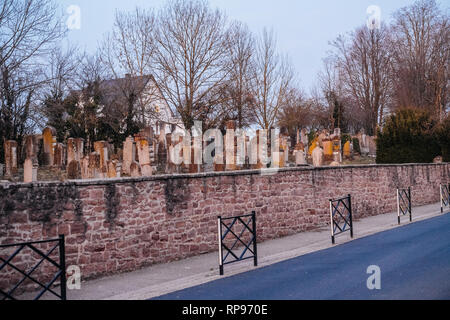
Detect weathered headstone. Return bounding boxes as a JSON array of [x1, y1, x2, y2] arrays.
[[122, 136, 135, 175], [53, 143, 64, 168], [322, 138, 333, 161], [157, 123, 167, 172], [80, 156, 89, 179], [279, 132, 289, 166], [23, 158, 33, 183], [318, 130, 328, 148], [166, 134, 176, 174], [433, 156, 443, 163], [130, 161, 141, 177], [225, 120, 237, 171], [67, 160, 81, 180], [67, 138, 84, 165], [42, 127, 56, 166], [368, 136, 377, 157], [107, 160, 118, 178], [301, 129, 309, 147], [88, 152, 101, 179], [294, 142, 307, 166], [359, 132, 370, 155], [271, 151, 284, 168], [4, 140, 18, 177], [94, 141, 109, 171], [24, 135, 39, 165], [343, 141, 351, 159], [135, 137, 152, 176], [250, 130, 264, 170], [312, 146, 324, 167]]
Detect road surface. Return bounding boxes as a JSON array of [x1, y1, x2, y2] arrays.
[[154, 214, 450, 300]]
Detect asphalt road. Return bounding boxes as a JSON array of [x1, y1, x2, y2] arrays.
[[154, 213, 450, 300]]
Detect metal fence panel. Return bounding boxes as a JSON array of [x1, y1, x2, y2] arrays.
[[0, 235, 66, 300], [329, 194, 353, 244], [440, 183, 450, 214], [397, 187, 412, 224], [218, 211, 257, 275]]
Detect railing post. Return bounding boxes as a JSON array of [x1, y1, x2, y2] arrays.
[[218, 216, 223, 276], [329, 199, 335, 244], [396, 188, 400, 225], [59, 234, 67, 300], [408, 187, 412, 222], [252, 211, 257, 267], [348, 194, 353, 238]]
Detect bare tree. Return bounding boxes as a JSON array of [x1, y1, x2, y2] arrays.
[[217, 21, 256, 128], [0, 0, 65, 161], [390, 0, 449, 121], [331, 24, 393, 135], [40, 46, 80, 141], [153, 0, 231, 130], [277, 86, 312, 141], [251, 28, 293, 130], [100, 8, 162, 127]]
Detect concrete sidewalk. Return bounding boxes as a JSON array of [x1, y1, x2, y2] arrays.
[[24, 202, 447, 300]]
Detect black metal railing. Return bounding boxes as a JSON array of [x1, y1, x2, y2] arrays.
[[440, 183, 450, 214], [0, 235, 66, 300], [218, 211, 257, 275], [329, 194, 353, 244], [396, 187, 412, 224]]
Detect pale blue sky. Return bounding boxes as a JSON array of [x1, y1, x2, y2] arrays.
[[59, 0, 430, 91]]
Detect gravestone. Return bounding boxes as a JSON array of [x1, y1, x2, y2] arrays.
[[107, 160, 118, 178], [67, 160, 81, 180], [4, 140, 18, 177], [343, 141, 351, 159], [94, 141, 109, 172], [301, 129, 309, 148], [130, 161, 141, 177], [23, 158, 33, 183], [122, 136, 135, 175], [53, 143, 64, 168], [225, 120, 237, 171], [135, 136, 152, 176], [157, 124, 167, 172], [25, 135, 39, 165], [312, 146, 324, 167], [88, 152, 101, 179], [294, 141, 306, 166], [67, 138, 84, 166], [80, 156, 89, 179], [42, 127, 56, 166]]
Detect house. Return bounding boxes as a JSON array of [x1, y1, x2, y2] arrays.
[[73, 74, 185, 137], [99, 74, 185, 136]]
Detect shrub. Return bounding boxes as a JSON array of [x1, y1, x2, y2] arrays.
[[341, 134, 351, 146], [376, 108, 441, 164], [307, 130, 316, 148], [352, 138, 361, 154], [435, 116, 450, 162]]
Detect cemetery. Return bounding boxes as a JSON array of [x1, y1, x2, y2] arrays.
[[0, 0, 448, 301]]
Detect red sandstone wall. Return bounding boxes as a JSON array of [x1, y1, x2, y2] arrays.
[[0, 163, 449, 291]]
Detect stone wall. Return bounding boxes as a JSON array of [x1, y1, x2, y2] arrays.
[[1, 163, 449, 291]]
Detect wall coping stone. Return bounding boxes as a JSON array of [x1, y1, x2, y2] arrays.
[[0, 162, 448, 189]]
